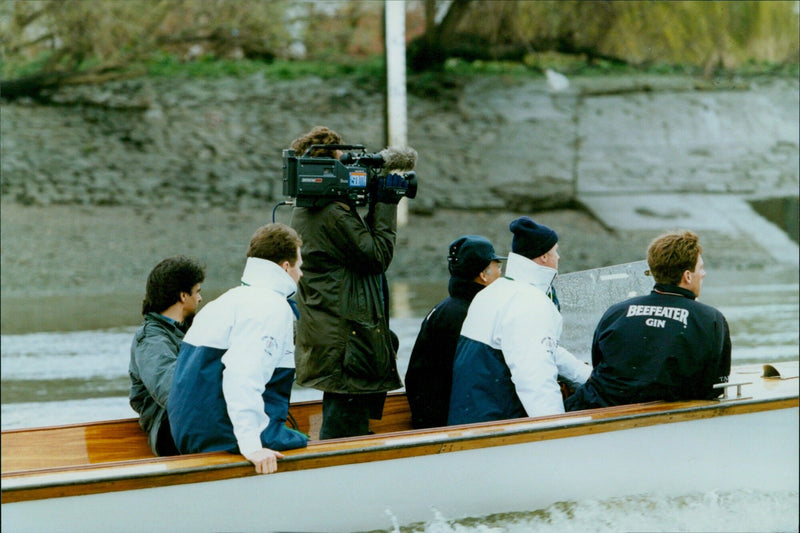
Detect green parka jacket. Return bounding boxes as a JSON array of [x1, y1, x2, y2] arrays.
[[291, 201, 403, 394]]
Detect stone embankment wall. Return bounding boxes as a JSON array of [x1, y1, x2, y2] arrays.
[[1, 74, 797, 211]]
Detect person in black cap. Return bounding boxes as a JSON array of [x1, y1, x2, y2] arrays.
[[448, 217, 590, 425], [405, 235, 505, 429]]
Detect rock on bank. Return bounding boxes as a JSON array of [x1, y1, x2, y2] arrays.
[[2, 74, 797, 211], [1, 73, 797, 307]]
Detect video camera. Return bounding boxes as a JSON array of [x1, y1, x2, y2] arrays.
[[282, 144, 418, 208]]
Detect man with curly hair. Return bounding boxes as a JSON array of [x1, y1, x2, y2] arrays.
[[129, 255, 205, 456]]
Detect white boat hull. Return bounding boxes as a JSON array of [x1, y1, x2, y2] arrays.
[[3, 406, 797, 533]]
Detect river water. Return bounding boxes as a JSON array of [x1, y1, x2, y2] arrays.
[[2, 266, 798, 532]]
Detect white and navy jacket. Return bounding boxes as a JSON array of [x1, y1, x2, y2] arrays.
[[448, 252, 591, 425], [168, 257, 307, 456]]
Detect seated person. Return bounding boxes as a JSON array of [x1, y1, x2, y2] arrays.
[[129, 255, 205, 456], [566, 230, 731, 411], [168, 223, 308, 474], [448, 217, 591, 425], [405, 235, 504, 429]]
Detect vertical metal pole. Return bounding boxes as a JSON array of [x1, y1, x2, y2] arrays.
[[385, 0, 408, 226]]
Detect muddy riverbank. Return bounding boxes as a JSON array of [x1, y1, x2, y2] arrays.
[[1, 72, 797, 332]]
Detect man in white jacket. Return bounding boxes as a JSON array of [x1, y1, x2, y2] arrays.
[[168, 223, 308, 474], [448, 217, 591, 425]]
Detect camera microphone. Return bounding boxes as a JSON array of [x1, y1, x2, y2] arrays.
[[379, 146, 418, 172]]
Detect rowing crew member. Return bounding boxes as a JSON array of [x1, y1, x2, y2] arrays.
[[168, 224, 308, 474], [405, 235, 505, 429], [566, 229, 731, 411], [448, 217, 591, 425], [129, 256, 205, 457]]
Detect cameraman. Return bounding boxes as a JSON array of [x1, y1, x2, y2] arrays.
[[289, 126, 403, 439]]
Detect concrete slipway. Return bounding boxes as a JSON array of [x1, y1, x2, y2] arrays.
[[569, 76, 798, 269], [580, 193, 798, 267]]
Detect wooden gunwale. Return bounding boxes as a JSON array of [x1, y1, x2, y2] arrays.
[[3, 392, 796, 504]]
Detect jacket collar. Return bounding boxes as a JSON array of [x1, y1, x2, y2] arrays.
[[241, 257, 297, 298], [505, 251, 557, 294], [448, 276, 486, 301], [145, 311, 187, 334], [653, 283, 697, 300]]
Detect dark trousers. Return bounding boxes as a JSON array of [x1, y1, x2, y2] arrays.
[[319, 391, 386, 440]]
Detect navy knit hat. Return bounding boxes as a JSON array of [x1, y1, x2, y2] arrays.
[[448, 235, 505, 279], [509, 217, 558, 259]]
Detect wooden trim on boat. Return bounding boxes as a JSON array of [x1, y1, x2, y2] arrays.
[[3, 392, 796, 504], [0, 393, 415, 473]]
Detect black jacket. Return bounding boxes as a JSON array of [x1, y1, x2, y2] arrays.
[[405, 277, 485, 428], [566, 283, 731, 411]]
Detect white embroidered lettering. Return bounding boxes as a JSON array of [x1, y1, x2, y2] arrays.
[[628, 305, 689, 326]]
